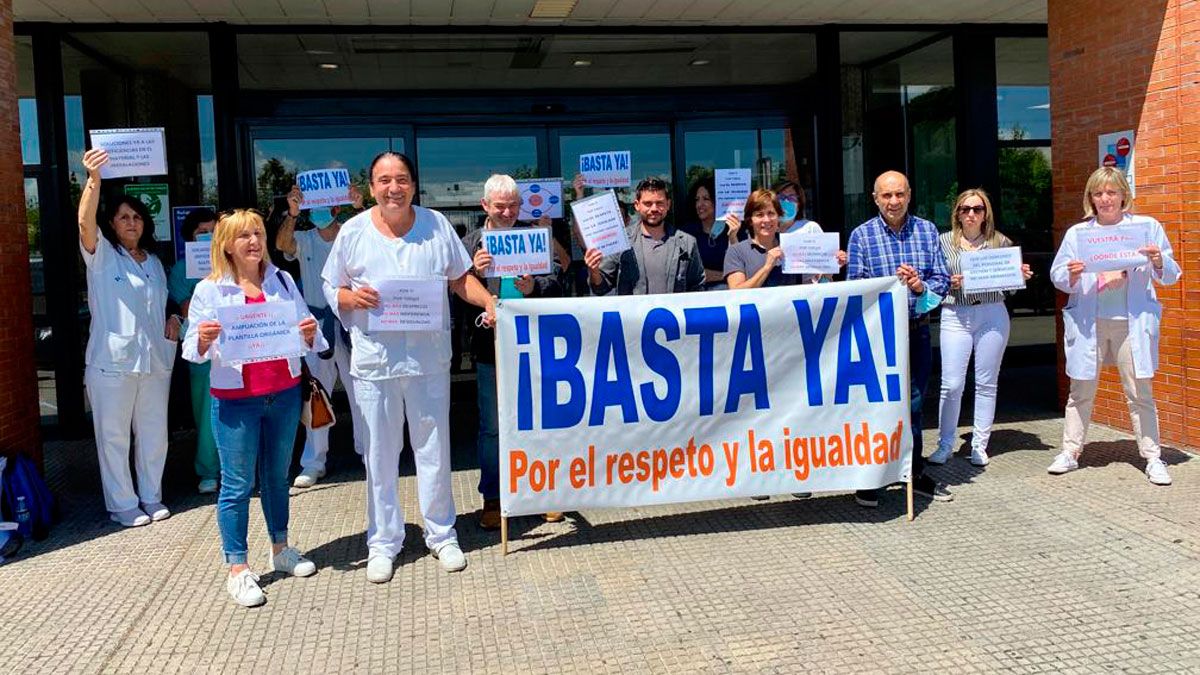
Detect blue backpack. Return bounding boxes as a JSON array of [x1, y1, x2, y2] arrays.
[[2, 454, 55, 540]]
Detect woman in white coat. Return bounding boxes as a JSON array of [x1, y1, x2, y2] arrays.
[[78, 148, 179, 528], [1048, 167, 1180, 485]]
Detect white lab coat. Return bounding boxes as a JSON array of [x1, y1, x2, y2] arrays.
[[1050, 214, 1181, 381], [182, 264, 327, 389]]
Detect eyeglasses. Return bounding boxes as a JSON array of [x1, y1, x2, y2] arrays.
[[957, 205, 986, 214]]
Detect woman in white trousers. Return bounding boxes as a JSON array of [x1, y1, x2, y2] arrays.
[[928, 189, 1031, 467], [1047, 167, 1180, 485], [78, 148, 179, 527]]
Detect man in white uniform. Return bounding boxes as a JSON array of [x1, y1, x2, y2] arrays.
[[323, 151, 496, 583], [276, 183, 366, 488]]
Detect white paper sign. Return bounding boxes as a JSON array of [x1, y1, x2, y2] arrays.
[[368, 277, 446, 332], [780, 231, 840, 275], [579, 151, 632, 188], [482, 227, 553, 277], [1098, 130, 1135, 197], [296, 169, 354, 209], [570, 191, 630, 257], [216, 300, 304, 366], [517, 179, 564, 221], [184, 241, 211, 280], [714, 168, 752, 219], [960, 247, 1026, 294], [1077, 223, 1150, 273], [89, 128, 167, 179]]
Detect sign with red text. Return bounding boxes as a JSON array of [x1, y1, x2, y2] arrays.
[[367, 277, 445, 332], [1077, 223, 1150, 273], [496, 278, 913, 517], [215, 300, 303, 366]]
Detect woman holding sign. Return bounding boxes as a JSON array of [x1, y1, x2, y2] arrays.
[[1047, 167, 1180, 485], [183, 209, 326, 607], [78, 148, 179, 529], [679, 176, 739, 289], [168, 208, 220, 494], [724, 189, 812, 289], [928, 189, 1032, 468]]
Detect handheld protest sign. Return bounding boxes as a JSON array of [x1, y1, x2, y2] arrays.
[[481, 227, 554, 278], [89, 127, 167, 179], [579, 151, 631, 188], [571, 191, 630, 257], [297, 168, 355, 210], [516, 179, 564, 221]]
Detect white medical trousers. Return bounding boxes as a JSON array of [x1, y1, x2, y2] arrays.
[[354, 373, 458, 559], [85, 366, 172, 513], [298, 337, 364, 472]]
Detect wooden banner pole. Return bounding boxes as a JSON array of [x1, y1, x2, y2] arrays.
[[500, 515, 509, 556], [906, 478, 914, 522]]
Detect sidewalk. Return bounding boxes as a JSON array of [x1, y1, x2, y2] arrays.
[[3, 372, 1199, 673]]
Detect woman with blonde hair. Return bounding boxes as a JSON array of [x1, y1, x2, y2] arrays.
[[1047, 167, 1180, 485], [928, 189, 1032, 467], [183, 209, 327, 607]]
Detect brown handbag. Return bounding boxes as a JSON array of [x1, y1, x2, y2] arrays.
[[300, 361, 336, 430]]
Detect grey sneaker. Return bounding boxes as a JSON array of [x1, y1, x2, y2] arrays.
[[1146, 458, 1172, 486], [433, 542, 467, 572], [142, 502, 171, 521], [110, 508, 150, 528], [270, 546, 316, 577], [366, 555, 394, 583], [927, 445, 954, 465], [227, 569, 265, 607]]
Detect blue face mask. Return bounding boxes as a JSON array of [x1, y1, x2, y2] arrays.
[[709, 216, 726, 238], [195, 232, 212, 242], [780, 200, 799, 222], [313, 209, 335, 229]]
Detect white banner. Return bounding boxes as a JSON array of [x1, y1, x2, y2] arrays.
[[497, 278, 913, 517]]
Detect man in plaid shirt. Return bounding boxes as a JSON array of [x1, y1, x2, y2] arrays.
[[846, 170, 952, 508]]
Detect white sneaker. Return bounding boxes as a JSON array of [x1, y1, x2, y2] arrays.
[[142, 502, 171, 521], [970, 447, 990, 467], [366, 555, 394, 583], [226, 569, 265, 607], [927, 445, 954, 465], [1047, 451, 1079, 475], [270, 546, 317, 577], [110, 508, 150, 527], [433, 542, 467, 572], [293, 468, 325, 489], [1146, 459, 1172, 486], [197, 479, 218, 494]]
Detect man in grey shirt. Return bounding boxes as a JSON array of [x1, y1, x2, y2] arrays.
[[585, 177, 705, 296]]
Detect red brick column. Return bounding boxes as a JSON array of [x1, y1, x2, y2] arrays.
[[0, 0, 43, 466], [1049, 1, 1199, 450]]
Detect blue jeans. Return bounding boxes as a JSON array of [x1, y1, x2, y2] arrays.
[[909, 320, 933, 477], [211, 385, 301, 565], [476, 362, 500, 501]]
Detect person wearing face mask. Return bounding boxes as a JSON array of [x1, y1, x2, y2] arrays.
[[586, 177, 705, 296], [78, 148, 180, 528], [461, 174, 563, 530], [723, 189, 809, 290], [927, 190, 1033, 468], [276, 183, 367, 489], [1048, 167, 1180, 485], [168, 207, 220, 494], [679, 176, 740, 289], [323, 151, 496, 584]]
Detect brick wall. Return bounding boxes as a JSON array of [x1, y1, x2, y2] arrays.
[[0, 0, 43, 465], [1048, 0, 1199, 450]]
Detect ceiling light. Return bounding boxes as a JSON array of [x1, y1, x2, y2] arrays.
[[530, 0, 578, 19], [318, 63, 339, 70], [573, 59, 591, 67], [690, 59, 711, 66]]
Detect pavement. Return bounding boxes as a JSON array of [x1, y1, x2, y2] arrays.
[[4, 352, 1200, 673]]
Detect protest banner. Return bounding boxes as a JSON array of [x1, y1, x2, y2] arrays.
[[367, 277, 446, 332], [482, 227, 553, 277], [184, 241, 211, 279], [215, 300, 304, 366], [496, 277, 914, 551], [579, 151, 632, 188], [1077, 223, 1150, 273], [517, 179, 564, 221], [781, 231, 840, 275], [89, 127, 167, 179], [571, 191, 630, 257], [714, 168, 751, 220], [960, 247, 1026, 294], [296, 168, 355, 209]]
